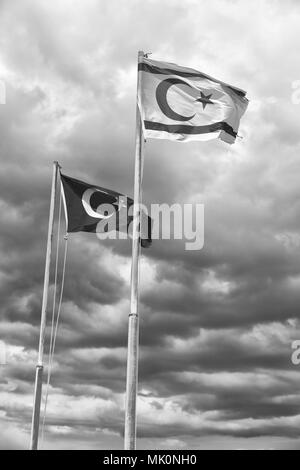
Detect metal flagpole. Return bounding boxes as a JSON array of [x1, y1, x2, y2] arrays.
[[124, 50, 144, 450], [30, 161, 60, 450]]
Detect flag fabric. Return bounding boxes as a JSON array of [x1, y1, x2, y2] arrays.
[[60, 173, 152, 248], [138, 57, 248, 144]]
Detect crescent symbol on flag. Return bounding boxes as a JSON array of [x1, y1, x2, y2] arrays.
[[156, 78, 195, 122], [82, 188, 116, 220]]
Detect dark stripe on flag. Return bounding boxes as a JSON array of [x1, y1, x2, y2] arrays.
[[143, 120, 237, 138], [138, 63, 247, 98]]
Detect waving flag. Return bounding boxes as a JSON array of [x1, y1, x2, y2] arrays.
[[60, 173, 152, 248], [138, 57, 248, 144]]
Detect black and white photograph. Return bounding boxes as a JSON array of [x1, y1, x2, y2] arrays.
[[0, 0, 300, 454]]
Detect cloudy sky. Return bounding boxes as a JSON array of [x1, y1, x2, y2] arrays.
[[1, 0, 300, 450]]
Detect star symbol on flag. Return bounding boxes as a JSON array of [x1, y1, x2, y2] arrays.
[[195, 91, 214, 110]]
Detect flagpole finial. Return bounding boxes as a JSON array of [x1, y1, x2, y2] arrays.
[[53, 161, 62, 169]]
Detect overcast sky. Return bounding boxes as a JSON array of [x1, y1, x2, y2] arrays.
[[1, 0, 300, 450]]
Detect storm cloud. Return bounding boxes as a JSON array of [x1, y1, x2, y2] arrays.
[[1, 0, 300, 450]]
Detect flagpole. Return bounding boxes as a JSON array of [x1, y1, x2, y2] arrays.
[[30, 161, 59, 450], [124, 50, 144, 450]]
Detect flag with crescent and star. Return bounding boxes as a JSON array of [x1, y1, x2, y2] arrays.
[[60, 173, 152, 248], [138, 57, 248, 144]]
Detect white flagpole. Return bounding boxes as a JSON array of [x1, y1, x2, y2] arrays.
[[30, 161, 59, 450], [124, 50, 144, 450]]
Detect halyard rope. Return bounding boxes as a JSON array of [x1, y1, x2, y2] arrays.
[[41, 188, 68, 447]]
